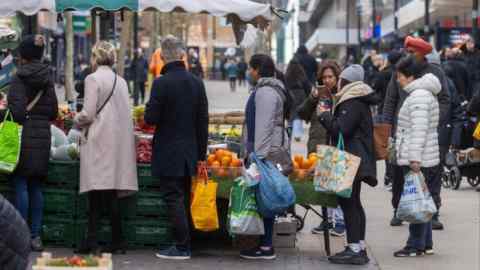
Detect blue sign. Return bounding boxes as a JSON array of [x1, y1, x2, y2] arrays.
[[374, 25, 382, 39]]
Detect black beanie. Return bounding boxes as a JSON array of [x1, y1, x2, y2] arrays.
[[18, 35, 45, 61]]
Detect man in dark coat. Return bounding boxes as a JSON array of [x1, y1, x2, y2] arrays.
[[383, 37, 450, 229], [145, 36, 208, 260], [295, 45, 318, 84], [0, 194, 31, 270], [463, 36, 480, 98], [130, 49, 149, 105], [442, 50, 471, 100], [2, 35, 58, 252]]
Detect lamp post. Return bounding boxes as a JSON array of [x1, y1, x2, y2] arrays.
[[474, 0, 479, 45], [424, 0, 430, 40]]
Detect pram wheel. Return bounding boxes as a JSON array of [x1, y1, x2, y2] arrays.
[[441, 171, 451, 188], [450, 167, 462, 190], [293, 214, 305, 232], [467, 177, 480, 187]]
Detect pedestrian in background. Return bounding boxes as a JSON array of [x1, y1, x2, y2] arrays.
[[384, 36, 450, 229], [145, 35, 209, 260], [462, 35, 480, 97], [237, 58, 248, 87], [226, 58, 238, 92], [294, 45, 318, 84], [318, 64, 378, 265], [4, 35, 58, 252], [131, 48, 149, 106], [242, 54, 291, 260], [392, 57, 441, 257], [285, 58, 310, 142], [74, 41, 138, 255]]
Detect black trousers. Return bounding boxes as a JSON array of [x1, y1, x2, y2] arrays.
[[87, 190, 123, 246], [160, 176, 192, 251], [133, 82, 146, 106], [337, 178, 366, 244]]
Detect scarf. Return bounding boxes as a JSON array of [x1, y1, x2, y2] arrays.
[[245, 90, 256, 155]]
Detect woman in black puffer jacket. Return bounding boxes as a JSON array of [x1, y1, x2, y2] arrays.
[[0, 194, 30, 270], [4, 35, 58, 252]]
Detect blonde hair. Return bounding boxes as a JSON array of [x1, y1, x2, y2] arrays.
[[161, 35, 185, 63], [91, 41, 116, 67]]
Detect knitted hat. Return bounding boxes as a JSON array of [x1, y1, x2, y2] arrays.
[[340, 64, 364, 82], [404, 36, 433, 56], [18, 35, 45, 61]]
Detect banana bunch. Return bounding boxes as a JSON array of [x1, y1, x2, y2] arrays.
[[133, 105, 146, 123]]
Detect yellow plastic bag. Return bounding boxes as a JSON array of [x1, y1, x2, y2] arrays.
[[473, 122, 480, 140], [191, 163, 219, 232]]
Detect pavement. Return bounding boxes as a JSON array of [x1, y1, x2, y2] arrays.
[[33, 80, 480, 270]]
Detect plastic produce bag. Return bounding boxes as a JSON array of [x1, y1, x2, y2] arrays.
[[228, 177, 264, 235], [67, 129, 82, 144], [313, 134, 360, 198], [51, 144, 79, 161], [396, 171, 437, 224], [191, 163, 219, 232], [251, 153, 296, 218], [0, 111, 21, 174], [51, 125, 68, 147]]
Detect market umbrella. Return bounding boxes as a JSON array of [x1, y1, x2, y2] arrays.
[[0, 0, 277, 28]]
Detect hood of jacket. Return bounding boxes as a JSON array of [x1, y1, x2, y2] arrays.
[[16, 61, 52, 90], [255, 77, 286, 99], [404, 73, 441, 96], [335, 81, 375, 108]]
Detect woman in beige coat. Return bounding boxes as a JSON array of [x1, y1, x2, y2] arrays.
[[74, 41, 138, 254]]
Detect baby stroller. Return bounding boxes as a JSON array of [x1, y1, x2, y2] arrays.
[[442, 148, 480, 190]]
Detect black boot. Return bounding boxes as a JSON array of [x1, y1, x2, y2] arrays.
[[432, 213, 444, 231], [390, 210, 403, 226]]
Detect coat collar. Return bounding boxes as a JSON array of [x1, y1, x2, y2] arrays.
[[161, 61, 186, 75]]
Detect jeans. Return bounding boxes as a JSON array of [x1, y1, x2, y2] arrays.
[[160, 176, 192, 251], [12, 175, 43, 238], [327, 206, 345, 227], [407, 221, 433, 250], [133, 82, 146, 106], [260, 217, 274, 247]]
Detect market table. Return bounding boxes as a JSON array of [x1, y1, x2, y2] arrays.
[[216, 178, 338, 255]]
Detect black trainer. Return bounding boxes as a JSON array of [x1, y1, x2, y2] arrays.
[[312, 220, 332, 234], [394, 247, 425, 257], [328, 247, 369, 265], [390, 216, 403, 226], [361, 250, 370, 263], [240, 247, 276, 260], [432, 214, 444, 231]]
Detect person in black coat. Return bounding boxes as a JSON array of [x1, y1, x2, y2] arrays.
[[294, 45, 318, 84], [0, 194, 30, 270], [145, 36, 208, 260], [318, 65, 378, 266], [130, 49, 149, 105], [3, 35, 58, 252]]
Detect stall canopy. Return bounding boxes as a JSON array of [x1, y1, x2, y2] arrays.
[[0, 0, 277, 28]]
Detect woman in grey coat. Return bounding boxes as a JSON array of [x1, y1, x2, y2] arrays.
[[241, 54, 291, 260]]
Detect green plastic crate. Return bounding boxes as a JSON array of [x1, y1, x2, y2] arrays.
[[0, 174, 8, 183], [137, 164, 160, 188], [135, 192, 167, 217], [43, 188, 86, 217], [125, 219, 172, 246], [46, 161, 79, 188], [42, 217, 78, 247]]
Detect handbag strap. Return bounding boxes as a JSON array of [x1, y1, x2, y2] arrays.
[[96, 73, 117, 115], [26, 90, 44, 112], [337, 133, 345, 150]]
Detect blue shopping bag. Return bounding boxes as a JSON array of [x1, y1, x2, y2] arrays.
[[250, 153, 296, 218]]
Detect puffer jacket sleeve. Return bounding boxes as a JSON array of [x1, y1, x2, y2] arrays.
[[407, 90, 433, 163], [254, 87, 280, 158]]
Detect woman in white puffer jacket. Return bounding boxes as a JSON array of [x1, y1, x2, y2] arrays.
[[393, 56, 441, 258]]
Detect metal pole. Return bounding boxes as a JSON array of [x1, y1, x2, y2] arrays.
[[357, 3, 362, 45], [425, 0, 430, 40], [346, 0, 351, 47], [394, 0, 399, 32], [473, 0, 479, 45], [372, 0, 377, 50], [133, 12, 139, 105]]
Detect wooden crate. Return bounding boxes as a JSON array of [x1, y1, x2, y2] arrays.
[[32, 252, 112, 270]]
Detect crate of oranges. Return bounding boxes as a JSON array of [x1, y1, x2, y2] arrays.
[[207, 149, 243, 180], [290, 153, 318, 181]]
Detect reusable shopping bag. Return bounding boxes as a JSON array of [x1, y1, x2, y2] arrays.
[[396, 171, 437, 224], [473, 122, 480, 140], [251, 153, 296, 218], [228, 177, 265, 235], [0, 110, 21, 174], [313, 134, 361, 198], [191, 162, 219, 232]]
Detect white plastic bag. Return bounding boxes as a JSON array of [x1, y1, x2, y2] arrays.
[[228, 178, 264, 235], [51, 144, 79, 161], [396, 171, 437, 224], [67, 129, 82, 144], [51, 125, 68, 147]]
